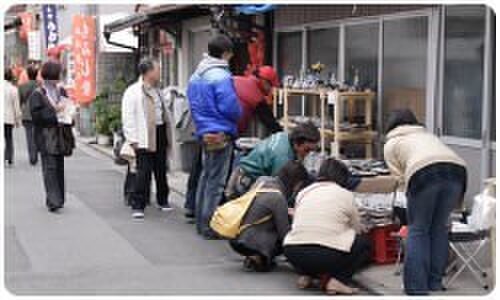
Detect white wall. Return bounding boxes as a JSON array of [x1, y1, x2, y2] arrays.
[[179, 16, 211, 89], [446, 143, 484, 206]]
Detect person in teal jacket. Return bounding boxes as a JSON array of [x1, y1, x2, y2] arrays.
[[225, 122, 320, 200]]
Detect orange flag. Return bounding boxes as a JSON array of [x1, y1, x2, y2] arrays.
[[72, 15, 96, 104]]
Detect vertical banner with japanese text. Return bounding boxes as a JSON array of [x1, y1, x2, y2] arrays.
[[42, 4, 59, 49], [72, 15, 96, 104]]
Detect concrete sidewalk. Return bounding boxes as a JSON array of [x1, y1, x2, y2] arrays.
[[76, 136, 190, 197], [77, 136, 494, 296]]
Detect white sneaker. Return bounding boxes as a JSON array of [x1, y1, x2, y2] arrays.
[[132, 210, 145, 219], [158, 204, 174, 212]]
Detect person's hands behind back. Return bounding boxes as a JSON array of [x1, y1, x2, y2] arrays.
[[203, 133, 225, 145]]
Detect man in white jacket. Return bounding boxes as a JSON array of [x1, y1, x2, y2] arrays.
[[4, 68, 22, 166], [121, 58, 173, 219]]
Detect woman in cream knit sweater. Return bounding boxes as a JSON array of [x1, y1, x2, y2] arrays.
[[283, 158, 372, 295], [384, 109, 467, 295]]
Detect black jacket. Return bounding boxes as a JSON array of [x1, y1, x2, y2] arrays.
[[29, 87, 66, 155], [232, 177, 291, 260], [18, 80, 37, 121]]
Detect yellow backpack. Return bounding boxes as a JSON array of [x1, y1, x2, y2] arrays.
[[210, 182, 280, 239]]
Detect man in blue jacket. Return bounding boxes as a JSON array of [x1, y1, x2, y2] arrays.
[[187, 34, 242, 239]]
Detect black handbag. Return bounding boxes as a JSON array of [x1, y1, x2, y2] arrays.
[[42, 125, 75, 156], [60, 125, 75, 156]]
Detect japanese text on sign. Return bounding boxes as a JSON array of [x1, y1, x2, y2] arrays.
[[42, 4, 59, 49]]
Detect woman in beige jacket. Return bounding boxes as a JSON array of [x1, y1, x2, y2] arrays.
[[283, 158, 372, 295], [4, 68, 22, 166], [383, 109, 467, 296]]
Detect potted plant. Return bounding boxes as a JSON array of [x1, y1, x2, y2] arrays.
[[94, 91, 112, 145], [108, 103, 122, 145]]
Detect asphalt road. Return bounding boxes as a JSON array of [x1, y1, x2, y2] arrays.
[[4, 129, 323, 296], [4, 129, 491, 296]]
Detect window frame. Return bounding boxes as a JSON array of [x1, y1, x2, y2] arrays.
[[274, 8, 436, 146]]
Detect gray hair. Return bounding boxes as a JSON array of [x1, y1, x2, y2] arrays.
[[138, 57, 158, 76]]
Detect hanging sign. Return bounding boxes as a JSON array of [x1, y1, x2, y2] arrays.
[[42, 4, 59, 49], [72, 15, 96, 104], [27, 30, 42, 60]]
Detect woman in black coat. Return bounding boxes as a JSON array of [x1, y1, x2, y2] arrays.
[[29, 61, 74, 213], [229, 161, 311, 272]]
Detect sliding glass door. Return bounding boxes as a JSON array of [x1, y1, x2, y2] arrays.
[[438, 5, 493, 199]]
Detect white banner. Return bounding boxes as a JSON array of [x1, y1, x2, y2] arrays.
[[28, 30, 42, 60]]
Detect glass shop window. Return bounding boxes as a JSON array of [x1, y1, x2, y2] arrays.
[[443, 5, 486, 139]]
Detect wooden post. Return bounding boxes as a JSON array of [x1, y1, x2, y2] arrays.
[[320, 91, 326, 154], [332, 92, 340, 157], [365, 94, 374, 158], [365, 93, 373, 128]]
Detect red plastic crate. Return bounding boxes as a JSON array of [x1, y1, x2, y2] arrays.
[[369, 224, 401, 264]]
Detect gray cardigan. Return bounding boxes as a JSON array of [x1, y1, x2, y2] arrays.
[[233, 177, 291, 259]]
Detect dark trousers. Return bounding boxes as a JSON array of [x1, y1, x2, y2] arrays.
[[40, 154, 65, 209], [130, 124, 169, 210], [284, 235, 373, 284], [4, 124, 14, 163], [184, 142, 202, 213], [229, 239, 282, 264], [230, 239, 277, 271], [23, 121, 38, 165]]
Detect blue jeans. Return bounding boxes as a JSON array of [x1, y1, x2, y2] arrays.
[[195, 142, 234, 237], [404, 178, 463, 295]]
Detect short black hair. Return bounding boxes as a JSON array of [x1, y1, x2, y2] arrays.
[[4, 68, 14, 82], [208, 34, 234, 59], [138, 57, 158, 76], [317, 158, 350, 189], [289, 122, 321, 146], [276, 160, 310, 200], [40, 61, 62, 81], [385, 109, 420, 134], [27, 65, 39, 81]]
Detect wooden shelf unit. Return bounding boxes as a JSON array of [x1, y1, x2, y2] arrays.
[[273, 88, 376, 158]]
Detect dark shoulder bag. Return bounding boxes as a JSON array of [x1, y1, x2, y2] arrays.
[[39, 87, 75, 157]]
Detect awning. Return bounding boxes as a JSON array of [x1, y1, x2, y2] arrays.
[[103, 13, 148, 36], [100, 13, 138, 52], [145, 4, 193, 16], [103, 5, 208, 35], [103, 5, 211, 51]]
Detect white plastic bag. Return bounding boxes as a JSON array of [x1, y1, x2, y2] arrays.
[[468, 191, 496, 231]]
